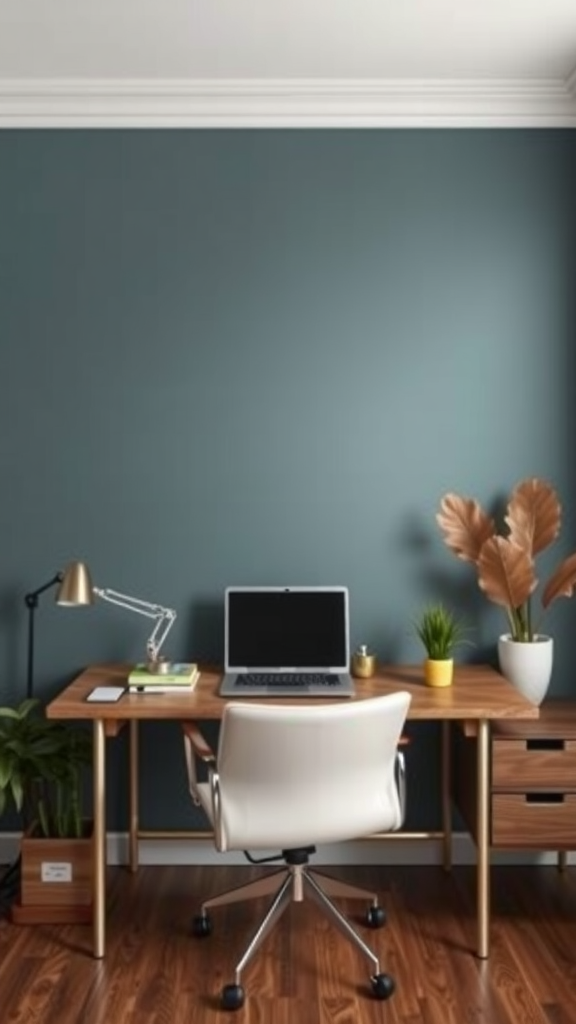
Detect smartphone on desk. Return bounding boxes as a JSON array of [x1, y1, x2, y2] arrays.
[[86, 686, 126, 703]]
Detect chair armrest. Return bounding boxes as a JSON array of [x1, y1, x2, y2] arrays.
[[181, 721, 216, 762], [395, 750, 407, 826], [181, 721, 216, 806]]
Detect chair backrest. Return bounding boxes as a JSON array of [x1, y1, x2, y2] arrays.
[[213, 692, 411, 851]]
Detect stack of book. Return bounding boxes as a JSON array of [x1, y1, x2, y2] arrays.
[[128, 662, 199, 693]]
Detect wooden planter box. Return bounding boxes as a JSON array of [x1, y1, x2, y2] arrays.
[[11, 827, 93, 925]]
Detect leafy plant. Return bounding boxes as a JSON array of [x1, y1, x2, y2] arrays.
[[413, 604, 469, 660], [0, 699, 91, 838], [436, 477, 576, 643]]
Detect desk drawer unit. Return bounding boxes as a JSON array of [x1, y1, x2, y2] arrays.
[[492, 793, 576, 847], [492, 737, 576, 789], [453, 701, 576, 852], [492, 702, 576, 850]]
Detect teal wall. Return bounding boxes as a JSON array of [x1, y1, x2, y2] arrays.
[[1, 130, 575, 831]]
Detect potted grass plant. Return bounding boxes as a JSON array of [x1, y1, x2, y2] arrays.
[[0, 698, 93, 922], [413, 604, 470, 687], [436, 477, 576, 703]]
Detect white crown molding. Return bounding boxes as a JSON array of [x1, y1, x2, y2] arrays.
[[0, 76, 576, 128], [566, 63, 576, 100]]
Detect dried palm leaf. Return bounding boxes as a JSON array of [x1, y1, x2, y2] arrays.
[[477, 536, 536, 610], [436, 494, 495, 564], [542, 552, 576, 609], [506, 478, 561, 556]]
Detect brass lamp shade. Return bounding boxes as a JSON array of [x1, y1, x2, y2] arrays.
[[56, 561, 95, 606]]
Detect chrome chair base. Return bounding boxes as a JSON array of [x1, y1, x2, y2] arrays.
[[195, 862, 388, 987]]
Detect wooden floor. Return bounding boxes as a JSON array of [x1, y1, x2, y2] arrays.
[[1, 863, 576, 1023]]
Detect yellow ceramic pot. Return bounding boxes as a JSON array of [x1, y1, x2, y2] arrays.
[[424, 658, 454, 687]]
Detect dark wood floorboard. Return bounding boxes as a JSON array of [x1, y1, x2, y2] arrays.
[[1, 864, 576, 1023]]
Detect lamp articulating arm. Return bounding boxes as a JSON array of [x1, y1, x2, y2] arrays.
[[55, 562, 178, 670], [93, 587, 177, 667]]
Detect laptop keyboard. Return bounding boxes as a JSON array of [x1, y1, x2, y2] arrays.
[[237, 673, 341, 687]]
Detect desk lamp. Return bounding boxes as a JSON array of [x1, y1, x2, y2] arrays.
[[24, 564, 94, 700], [56, 560, 177, 673]]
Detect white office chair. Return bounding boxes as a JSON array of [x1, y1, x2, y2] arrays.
[[182, 691, 411, 1011]]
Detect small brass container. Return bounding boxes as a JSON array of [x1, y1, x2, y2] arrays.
[[351, 644, 376, 679], [147, 657, 171, 675]]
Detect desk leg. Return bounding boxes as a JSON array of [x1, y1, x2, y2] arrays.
[[441, 720, 452, 872], [476, 718, 490, 959], [93, 718, 106, 959], [129, 720, 139, 873]]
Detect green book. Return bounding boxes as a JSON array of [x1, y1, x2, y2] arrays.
[[128, 662, 199, 687]]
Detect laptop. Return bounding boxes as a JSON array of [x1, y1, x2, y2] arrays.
[[219, 586, 355, 697]]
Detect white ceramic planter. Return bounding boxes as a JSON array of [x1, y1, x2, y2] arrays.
[[497, 634, 553, 706]]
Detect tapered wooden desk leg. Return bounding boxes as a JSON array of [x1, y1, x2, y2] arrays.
[[476, 718, 490, 959], [558, 851, 567, 872], [441, 720, 452, 872], [129, 720, 139, 873], [93, 718, 106, 959]]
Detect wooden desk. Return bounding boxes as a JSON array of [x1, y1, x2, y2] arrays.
[[46, 662, 538, 961]]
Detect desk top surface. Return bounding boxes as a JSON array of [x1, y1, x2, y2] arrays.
[[46, 663, 539, 722]]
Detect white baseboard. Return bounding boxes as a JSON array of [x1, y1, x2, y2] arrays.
[[2, 832, 575, 867]]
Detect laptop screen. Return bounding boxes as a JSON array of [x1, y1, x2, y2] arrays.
[[225, 587, 349, 671]]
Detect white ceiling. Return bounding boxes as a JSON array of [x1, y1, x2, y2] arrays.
[[1, 0, 576, 126]]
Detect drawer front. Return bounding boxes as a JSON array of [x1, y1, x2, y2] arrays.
[[492, 738, 576, 789], [492, 793, 576, 847]]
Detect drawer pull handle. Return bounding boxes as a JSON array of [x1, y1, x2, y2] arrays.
[[526, 739, 565, 751], [525, 793, 565, 804]]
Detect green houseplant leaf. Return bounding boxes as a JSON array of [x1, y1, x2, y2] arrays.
[[0, 699, 91, 838], [413, 604, 471, 661]]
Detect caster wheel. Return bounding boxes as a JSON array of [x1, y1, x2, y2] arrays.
[[366, 905, 386, 928], [221, 983, 245, 1011], [371, 972, 395, 1000], [191, 913, 212, 938]]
